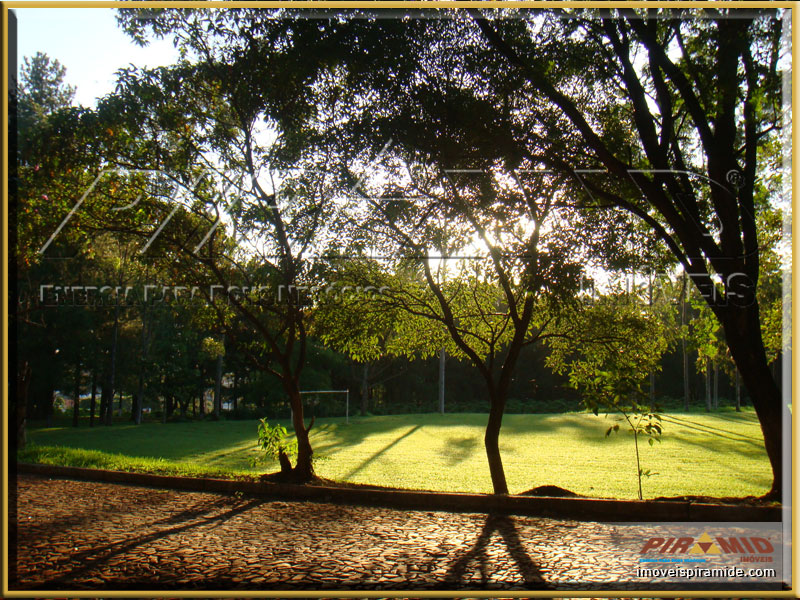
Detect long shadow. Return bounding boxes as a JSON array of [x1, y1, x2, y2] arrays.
[[192, 444, 258, 465], [660, 414, 764, 443], [666, 427, 767, 455], [694, 411, 760, 424], [443, 513, 550, 590], [659, 432, 771, 490], [22, 497, 263, 589], [310, 417, 434, 453], [341, 424, 423, 480]]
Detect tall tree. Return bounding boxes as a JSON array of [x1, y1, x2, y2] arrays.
[[15, 53, 84, 432], [467, 7, 787, 497], [318, 160, 587, 494], [80, 47, 347, 481]]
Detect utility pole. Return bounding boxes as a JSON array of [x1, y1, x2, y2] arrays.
[[681, 271, 690, 411], [439, 347, 445, 414], [648, 273, 655, 408], [214, 334, 225, 418], [713, 362, 719, 410]]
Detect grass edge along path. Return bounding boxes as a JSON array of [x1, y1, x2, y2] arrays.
[[20, 410, 771, 500]]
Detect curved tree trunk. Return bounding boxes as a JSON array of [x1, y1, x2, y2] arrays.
[[722, 305, 783, 499], [285, 379, 314, 482], [485, 391, 509, 495]]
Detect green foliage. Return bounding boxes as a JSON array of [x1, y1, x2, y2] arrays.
[[546, 292, 673, 499], [254, 418, 297, 464], [18, 52, 75, 126], [547, 292, 673, 411], [200, 336, 225, 360]]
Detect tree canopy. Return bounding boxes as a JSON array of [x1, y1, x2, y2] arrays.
[[13, 7, 788, 498]]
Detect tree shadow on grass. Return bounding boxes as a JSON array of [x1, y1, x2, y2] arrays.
[[659, 414, 765, 444], [665, 426, 767, 456], [19, 497, 263, 589], [340, 424, 423, 480], [439, 435, 480, 465], [309, 418, 427, 454], [443, 513, 550, 590]]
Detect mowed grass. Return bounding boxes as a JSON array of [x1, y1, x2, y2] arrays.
[[21, 411, 771, 499]]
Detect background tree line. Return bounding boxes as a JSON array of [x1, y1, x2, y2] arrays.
[[12, 5, 788, 495]]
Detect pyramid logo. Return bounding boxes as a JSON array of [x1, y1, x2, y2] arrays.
[[688, 532, 721, 554]]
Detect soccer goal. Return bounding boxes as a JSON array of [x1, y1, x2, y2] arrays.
[[297, 389, 351, 423]]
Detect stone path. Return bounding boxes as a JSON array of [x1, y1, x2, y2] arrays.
[[7, 475, 777, 593]]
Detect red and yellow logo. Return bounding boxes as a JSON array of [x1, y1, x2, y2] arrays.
[[641, 532, 773, 555]]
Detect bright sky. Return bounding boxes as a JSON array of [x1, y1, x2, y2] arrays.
[[14, 7, 179, 107]]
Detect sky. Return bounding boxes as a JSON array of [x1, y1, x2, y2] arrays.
[[13, 7, 179, 107]]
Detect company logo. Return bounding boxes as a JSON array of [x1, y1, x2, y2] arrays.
[[641, 532, 774, 562]]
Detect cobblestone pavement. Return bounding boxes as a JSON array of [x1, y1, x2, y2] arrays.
[[8, 475, 777, 593]]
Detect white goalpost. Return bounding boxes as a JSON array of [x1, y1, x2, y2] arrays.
[[297, 389, 351, 423]]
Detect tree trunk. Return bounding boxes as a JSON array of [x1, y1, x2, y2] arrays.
[[722, 305, 783, 499], [134, 372, 144, 425], [735, 369, 741, 412], [72, 359, 81, 427], [99, 378, 110, 426], [16, 361, 31, 450], [278, 449, 293, 474], [704, 358, 712, 412], [485, 390, 509, 495], [89, 370, 97, 427], [134, 305, 151, 425], [45, 385, 54, 428], [214, 346, 224, 418], [360, 362, 370, 417], [106, 299, 120, 426], [284, 377, 314, 481]]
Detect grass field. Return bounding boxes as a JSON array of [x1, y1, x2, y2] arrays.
[[20, 410, 771, 499]]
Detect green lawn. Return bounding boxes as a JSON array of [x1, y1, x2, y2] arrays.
[[20, 410, 771, 499]]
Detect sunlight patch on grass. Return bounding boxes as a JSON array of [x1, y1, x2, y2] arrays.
[[22, 410, 770, 499]]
